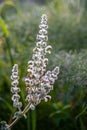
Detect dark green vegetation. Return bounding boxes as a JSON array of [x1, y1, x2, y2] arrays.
[[0, 0, 87, 130]]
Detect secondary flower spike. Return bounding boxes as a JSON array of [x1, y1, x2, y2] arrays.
[[11, 64, 22, 111]]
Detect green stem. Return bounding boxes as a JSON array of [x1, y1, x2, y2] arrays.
[[31, 110, 36, 130], [27, 112, 31, 130]]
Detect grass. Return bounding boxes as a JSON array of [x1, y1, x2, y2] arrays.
[[0, 0, 87, 130]]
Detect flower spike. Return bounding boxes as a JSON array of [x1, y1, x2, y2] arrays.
[[25, 14, 59, 110]]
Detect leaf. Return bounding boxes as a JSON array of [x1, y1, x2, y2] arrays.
[[79, 118, 86, 130], [0, 0, 15, 14], [50, 110, 62, 117], [53, 102, 63, 110], [4, 0, 15, 7], [0, 97, 13, 112], [0, 17, 10, 36], [75, 106, 87, 120], [63, 104, 71, 110]]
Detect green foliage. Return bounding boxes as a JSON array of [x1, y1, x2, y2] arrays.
[[50, 102, 71, 129], [48, 0, 87, 51], [0, 17, 9, 36], [0, 0, 87, 130]]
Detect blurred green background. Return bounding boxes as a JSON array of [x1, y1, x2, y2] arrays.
[[0, 0, 87, 130]]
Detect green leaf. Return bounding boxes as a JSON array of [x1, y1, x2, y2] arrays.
[[50, 110, 62, 117], [63, 104, 71, 110], [4, 0, 15, 6], [0, 97, 13, 112], [0, 17, 10, 36], [80, 118, 86, 130], [75, 106, 87, 120]]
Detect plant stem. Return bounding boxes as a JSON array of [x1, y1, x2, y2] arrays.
[[8, 117, 20, 129], [31, 110, 36, 130], [8, 103, 31, 129]]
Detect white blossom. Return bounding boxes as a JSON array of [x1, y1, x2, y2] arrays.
[[11, 14, 59, 111], [25, 14, 59, 110], [11, 64, 22, 110]]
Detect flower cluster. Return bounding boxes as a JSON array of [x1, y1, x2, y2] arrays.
[[24, 14, 59, 110], [1, 14, 59, 130], [10, 14, 59, 111], [11, 64, 22, 110]]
